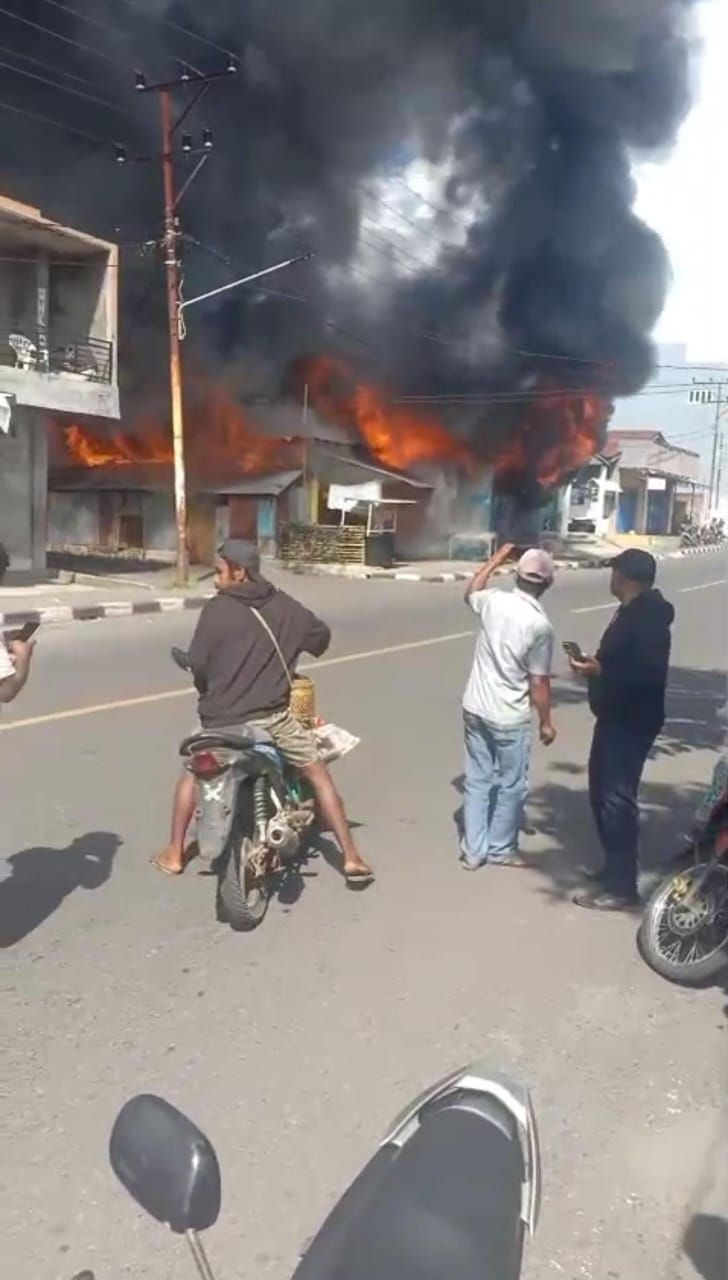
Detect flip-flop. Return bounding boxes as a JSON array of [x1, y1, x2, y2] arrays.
[[150, 856, 185, 877], [150, 846, 199, 878], [344, 867, 375, 888]]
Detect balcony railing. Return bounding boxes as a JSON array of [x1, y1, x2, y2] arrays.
[[0, 327, 113, 384]]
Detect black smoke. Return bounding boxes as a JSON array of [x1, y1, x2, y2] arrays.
[[0, 0, 699, 428]]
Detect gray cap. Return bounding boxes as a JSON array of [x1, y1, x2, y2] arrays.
[[218, 539, 260, 574]]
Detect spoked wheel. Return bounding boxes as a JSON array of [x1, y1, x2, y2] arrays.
[[217, 826, 272, 932], [638, 861, 728, 985]]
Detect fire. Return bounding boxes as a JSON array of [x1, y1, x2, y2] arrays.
[[60, 360, 608, 499], [298, 355, 475, 472], [63, 422, 171, 467], [493, 383, 609, 493], [60, 383, 297, 478]]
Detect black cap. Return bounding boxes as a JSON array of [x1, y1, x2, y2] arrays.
[[218, 539, 260, 574], [610, 547, 657, 586]]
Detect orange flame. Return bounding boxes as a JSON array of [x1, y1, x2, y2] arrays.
[[299, 355, 475, 472], [493, 384, 608, 492], [63, 422, 172, 467], [60, 383, 297, 478]]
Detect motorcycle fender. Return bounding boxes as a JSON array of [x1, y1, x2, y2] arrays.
[[195, 770, 237, 861]]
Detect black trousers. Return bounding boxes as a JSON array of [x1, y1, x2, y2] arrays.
[[588, 720, 655, 897]]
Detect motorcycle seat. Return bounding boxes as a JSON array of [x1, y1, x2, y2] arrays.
[[180, 727, 274, 755], [292, 1093, 524, 1280]]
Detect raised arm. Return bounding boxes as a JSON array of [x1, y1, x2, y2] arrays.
[[464, 541, 515, 605]]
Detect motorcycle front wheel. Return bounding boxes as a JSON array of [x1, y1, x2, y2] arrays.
[[638, 861, 728, 985], [217, 821, 271, 932]]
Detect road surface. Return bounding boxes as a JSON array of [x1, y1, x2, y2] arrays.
[[2, 552, 726, 1280]]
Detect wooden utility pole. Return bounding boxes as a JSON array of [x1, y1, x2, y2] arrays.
[[126, 61, 236, 584], [159, 88, 188, 583]]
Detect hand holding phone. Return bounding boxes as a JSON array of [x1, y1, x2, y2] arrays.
[[14, 620, 40, 643], [562, 640, 585, 663]]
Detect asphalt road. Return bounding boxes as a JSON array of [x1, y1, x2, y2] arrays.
[[2, 552, 727, 1280]]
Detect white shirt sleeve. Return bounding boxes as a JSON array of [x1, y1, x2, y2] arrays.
[[525, 622, 554, 677], [468, 589, 490, 617], [0, 637, 15, 681]]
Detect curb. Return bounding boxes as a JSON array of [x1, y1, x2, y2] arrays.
[[0, 542, 724, 628], [287, 542, 727, 584], [0, 593, 213, 629]]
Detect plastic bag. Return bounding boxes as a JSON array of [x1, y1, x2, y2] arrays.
[[314, 721, 360, 764]]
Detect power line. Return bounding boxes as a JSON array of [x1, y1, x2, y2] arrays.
[[360, 227, 436, 274], [0, 54, 131, 114], [38, 0, 132, 42], [0, 97, 119, 144], [0, 4, 116, 63], [115, 0, 235, 58], [389, 173, 474, 229], [0, 42, 99, 87], [357, 181, 459, 251], [46, 0, 205, 76]]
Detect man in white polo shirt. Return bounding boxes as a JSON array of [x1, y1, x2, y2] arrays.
[[0, 632, 34, 707], [460, 542, 556, 869]]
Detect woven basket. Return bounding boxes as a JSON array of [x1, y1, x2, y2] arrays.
[[290, 674, 316, 727]]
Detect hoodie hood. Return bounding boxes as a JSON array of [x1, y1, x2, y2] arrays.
[[220, 577, 277, 608], [629, 587, 675, 628], [629, 586, 675, 627]]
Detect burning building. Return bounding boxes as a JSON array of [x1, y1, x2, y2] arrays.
[[2, 2, 700, 557]]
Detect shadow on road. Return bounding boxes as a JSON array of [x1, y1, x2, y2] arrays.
[[683, 1214, 727, 1280], [0, 832, 122, 948]]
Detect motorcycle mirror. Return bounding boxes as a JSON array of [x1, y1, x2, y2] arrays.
[[109, 1095, 221, 1234], [171, 647, 192, 672]]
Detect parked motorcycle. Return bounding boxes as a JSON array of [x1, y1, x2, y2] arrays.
[[638, 754, 728, 985], [172, 647, 317, 932], [104, 1063, 541, 1280]]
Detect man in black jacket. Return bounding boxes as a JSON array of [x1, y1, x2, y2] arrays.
[[569, 549, 674, 911], [154, 540, 373, 885]]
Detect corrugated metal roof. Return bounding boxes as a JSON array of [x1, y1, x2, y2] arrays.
[[199, 470, 302, 497]]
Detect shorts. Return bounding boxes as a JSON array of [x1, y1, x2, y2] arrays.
[[196, 707, 319, 770]]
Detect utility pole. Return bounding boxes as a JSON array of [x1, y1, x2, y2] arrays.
[[120, 60, 236, 584], [689, 377, 728, 515], [118, 64, 315, 577], [708, 383, 723, 514], [160, 88, 188, 582]]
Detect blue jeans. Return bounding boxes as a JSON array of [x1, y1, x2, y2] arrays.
[[461, 712, 531, 866]]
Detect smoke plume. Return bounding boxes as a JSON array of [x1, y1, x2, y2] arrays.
[[0, 0, 699, 467]]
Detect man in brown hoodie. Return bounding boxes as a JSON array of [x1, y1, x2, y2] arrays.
[[154, 540, 373, 885]]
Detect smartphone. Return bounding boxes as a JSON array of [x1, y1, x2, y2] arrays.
[[8, 621, 40, 643], [562, 640, 586, 662]]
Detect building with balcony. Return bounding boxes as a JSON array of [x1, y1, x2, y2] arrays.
[[0, 195, 118, 574]]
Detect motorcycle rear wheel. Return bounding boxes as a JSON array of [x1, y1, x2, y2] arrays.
[[217, 826, 271, 931], [638, 861, 728, 985]]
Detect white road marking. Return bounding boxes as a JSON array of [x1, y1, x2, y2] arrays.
[[678, 580, 727, 593], [0, 630, 474, 733], [570, 603, 616, 614]]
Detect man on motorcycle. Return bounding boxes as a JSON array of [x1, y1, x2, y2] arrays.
[[153, 540, 374, 886]]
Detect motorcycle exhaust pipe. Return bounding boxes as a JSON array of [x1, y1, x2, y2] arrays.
[[267, 818, 299, 861]]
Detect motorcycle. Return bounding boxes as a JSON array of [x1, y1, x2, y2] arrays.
[[638, 753, 728, 985], [101, 1062, 540, 1280], [171, 647, 317, 932]]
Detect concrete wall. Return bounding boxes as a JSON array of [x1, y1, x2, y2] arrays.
[[142, 491, 176, 554], [49, 261, 106, 344], [0, 244, 119, 419], [0, 407, 47, 572], [0, 259, 36, 334], [48, 491, 99, 547], [0, 366, 120, 418]]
